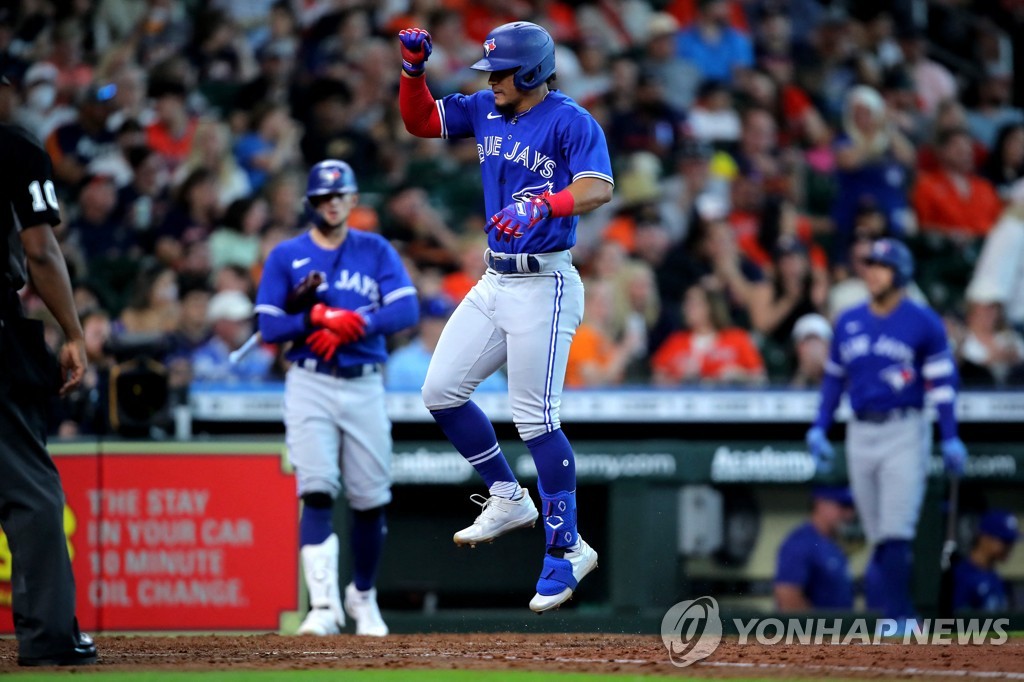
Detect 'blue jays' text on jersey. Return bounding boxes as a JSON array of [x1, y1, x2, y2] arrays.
[[437, 89, 614, 254], [254, 230, 416, 366], [775, 522, 854, 609], [825, 299, 957, 415]]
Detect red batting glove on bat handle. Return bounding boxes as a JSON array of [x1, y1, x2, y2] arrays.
[[310, 303, 367, 344], [308, 328, 344, 362], [398, 28, 432, 76], [486, 195, 551, 242]]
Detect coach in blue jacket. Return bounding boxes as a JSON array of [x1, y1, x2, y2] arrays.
[[775, 486, 856, 611]]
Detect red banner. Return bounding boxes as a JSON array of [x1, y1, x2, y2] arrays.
[[0, 449, 298, 632]]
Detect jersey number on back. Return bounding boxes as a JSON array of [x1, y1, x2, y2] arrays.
[[28, 180, 58, 212]]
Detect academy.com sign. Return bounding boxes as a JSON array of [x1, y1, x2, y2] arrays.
[[661, 596, 1010, 668]]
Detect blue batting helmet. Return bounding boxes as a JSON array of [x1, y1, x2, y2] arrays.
[[865, 238, 914, 287], [306, 159, 358, 199], [470, 22, 555, 91]]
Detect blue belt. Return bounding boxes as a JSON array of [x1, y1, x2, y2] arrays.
[[300, 360, 381, 379], [486, 253, 540, 274], [854, 407, 917, 423]]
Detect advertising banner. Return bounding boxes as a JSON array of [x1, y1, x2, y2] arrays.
[[0, 446, 297, 633]]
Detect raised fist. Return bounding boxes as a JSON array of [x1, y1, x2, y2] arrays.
[[398, 28, 432, 76]]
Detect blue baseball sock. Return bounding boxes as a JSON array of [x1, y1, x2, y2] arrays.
[[877, 539, 914, 619], [527, 430, 578, 553], [526, 429, 576, 493], [299, 494, 333, 546], [350, 507, 387, 591], [431, 402, 519, 496], [864, 550, 885, 611]]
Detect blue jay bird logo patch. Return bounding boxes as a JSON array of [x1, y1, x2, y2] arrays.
[[880, 364, 916, 392], [512, 181, 555, 202], [483, 38, 496, 56]]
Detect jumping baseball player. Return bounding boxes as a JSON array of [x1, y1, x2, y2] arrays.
[[806, 238, 967, 627], [397, 22, 614, 612], [255, 159, 418, 636]]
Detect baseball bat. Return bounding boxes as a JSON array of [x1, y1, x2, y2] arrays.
[[937, 475, 960, 618], [229, 331, 262, 364]]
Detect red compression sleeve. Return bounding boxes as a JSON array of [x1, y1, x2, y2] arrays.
[[545, 188, 575, 217], [399, 74, 442, 138]]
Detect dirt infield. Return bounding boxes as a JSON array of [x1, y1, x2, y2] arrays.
[[1, 634, 1022, 679]]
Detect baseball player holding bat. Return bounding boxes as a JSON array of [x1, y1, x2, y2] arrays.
[[229, 272, 324, 365], [806, 238, 967, 630], [254, 159, 418, 636], [398, 22, 614, 612]]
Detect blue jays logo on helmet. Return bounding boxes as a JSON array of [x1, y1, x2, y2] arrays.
[[306, 159, 358, 199], [319, 167, 341, 184], [865, 238, 914, 287], [471, 22, 555, 91]]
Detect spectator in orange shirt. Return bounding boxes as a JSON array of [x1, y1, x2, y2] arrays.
[[913, 128, 1003, 240], [565, 280, 644, 388], [916, 99, 987, 174], [145, 78, 198, 172], [651, 283, 766, 386]]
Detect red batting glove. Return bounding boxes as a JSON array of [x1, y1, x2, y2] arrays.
[[398, 28, 432, 76], [307, 328, 344, 362], [486, 195, 551, 242], [310, 303, 367, 344]]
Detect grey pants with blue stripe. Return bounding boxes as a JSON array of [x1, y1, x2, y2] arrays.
[[846, 411, 931, 544], [422, 259, 584, 441]]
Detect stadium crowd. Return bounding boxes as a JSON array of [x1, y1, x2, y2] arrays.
[[1, 0, 1023, 436]]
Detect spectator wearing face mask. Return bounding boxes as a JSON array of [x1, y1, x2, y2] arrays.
[[14, 62, 76, 141]]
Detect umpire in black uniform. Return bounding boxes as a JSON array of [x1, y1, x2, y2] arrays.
[[0, 76, 96, 666]]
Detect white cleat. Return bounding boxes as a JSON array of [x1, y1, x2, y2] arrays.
[[344, 583, 389, 637], [297, 607, 344, 635], [297, 534, 345, 635], [529, 536, 598, 613], [453, 489, 539, 547]]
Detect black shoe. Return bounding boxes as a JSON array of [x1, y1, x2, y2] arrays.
[[17, 632, 97, 667]]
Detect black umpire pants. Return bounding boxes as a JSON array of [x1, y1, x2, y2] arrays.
[[0, 309, 81, 658]]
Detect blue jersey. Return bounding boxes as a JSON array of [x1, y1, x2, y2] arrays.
[[437, 89, 614, 254], [953, 560, 1008, 612], [825, 298, 957, 415], [775, 522, 854, 609], [255, 230, 417, 367]]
